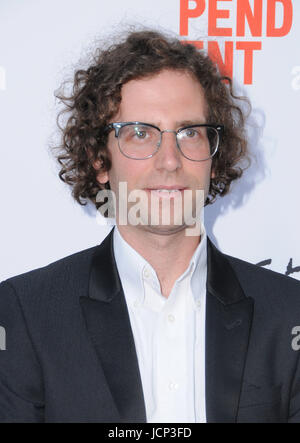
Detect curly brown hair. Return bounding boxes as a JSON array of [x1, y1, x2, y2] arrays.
[[53, 29, 250, 211]]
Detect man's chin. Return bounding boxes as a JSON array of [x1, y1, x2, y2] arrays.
[[135, 223, 190, 236]]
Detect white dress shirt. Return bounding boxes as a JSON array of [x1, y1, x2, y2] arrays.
[[113, 226, 207, 423]]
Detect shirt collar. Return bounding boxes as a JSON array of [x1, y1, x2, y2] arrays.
[[113, 225, 207, 305], [113, 226, 150, 304]]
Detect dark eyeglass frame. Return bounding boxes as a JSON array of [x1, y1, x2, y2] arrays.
[[104, 121, 224, 161]]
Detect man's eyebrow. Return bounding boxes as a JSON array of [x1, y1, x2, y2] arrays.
[[152, 119, 207, 128], [175, 120, 206, 127]]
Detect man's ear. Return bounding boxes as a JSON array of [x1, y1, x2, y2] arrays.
[[93, 159, 109, 185], [211, 168, 216, 179]]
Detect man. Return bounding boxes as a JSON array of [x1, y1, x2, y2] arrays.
[[0, 30, 300, 423]]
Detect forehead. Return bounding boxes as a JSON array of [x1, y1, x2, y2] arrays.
[[115, 69, 208, 122]]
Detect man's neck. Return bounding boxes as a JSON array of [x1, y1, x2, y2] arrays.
[[117, 225, 201, 298]]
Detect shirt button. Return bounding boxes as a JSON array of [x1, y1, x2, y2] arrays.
[[167, 314, 175, 323], [143, 268, 150, 279], [133, 300, 140, 308], [196, 300, 201, 308], [168, 382, 179, 391]]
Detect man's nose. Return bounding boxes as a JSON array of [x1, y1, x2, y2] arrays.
[[153, 130, 182, 172]]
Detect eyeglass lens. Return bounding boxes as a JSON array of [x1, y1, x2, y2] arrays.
[[117, 124, 219, 161]]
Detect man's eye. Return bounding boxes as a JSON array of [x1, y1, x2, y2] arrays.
[[185, 129, 197, 137], [135, 129, 147, 139]]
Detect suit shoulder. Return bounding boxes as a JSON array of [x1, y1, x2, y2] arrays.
[[1, 244, 100, 293], [226, 253, 300, 301], [226, 253, 299, 284]]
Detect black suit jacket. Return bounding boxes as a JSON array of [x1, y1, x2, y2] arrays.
[[0, 229, 300, 423]]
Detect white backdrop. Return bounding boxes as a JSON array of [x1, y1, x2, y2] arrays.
[[0, 0, 299, 281]]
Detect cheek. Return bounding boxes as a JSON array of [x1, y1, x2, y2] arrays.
[[110, 149, 152, 185], [192, 162, 212, 185], [106, 146, 126, 184], [107, 156, 138, 191]]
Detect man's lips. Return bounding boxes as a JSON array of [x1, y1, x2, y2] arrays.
[[144, 186, 188, 199], [145, 186, 188, 190]]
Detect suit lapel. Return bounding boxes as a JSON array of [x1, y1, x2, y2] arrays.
[[80, 230, 253, 423], [80, 228, 146, 423], [205, 238, 254, 423]]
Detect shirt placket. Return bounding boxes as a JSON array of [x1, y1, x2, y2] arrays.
[[152, 278, 191, 422]]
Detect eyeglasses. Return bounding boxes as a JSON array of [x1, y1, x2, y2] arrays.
[[105, 122, 223, 161]]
